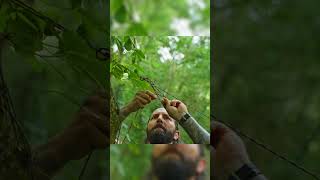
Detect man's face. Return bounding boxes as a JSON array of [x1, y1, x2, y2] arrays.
[[147, 108, 179, 144], [151, 144, 206, 180]]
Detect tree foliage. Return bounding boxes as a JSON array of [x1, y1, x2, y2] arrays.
[[111, 36, 210, 144], [111, 0, 210, 36], [214, 0, 320, 179], [0, 0, 108, 179]]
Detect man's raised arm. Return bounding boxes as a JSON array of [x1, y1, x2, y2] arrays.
[[162, 98, 210, 144], [119, 90, 157, 121]]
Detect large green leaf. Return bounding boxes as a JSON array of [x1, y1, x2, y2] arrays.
[[7, 13, 43, 55]]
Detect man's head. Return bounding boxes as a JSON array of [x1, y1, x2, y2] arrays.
[[151, 144, 206, 180], [146, 108, 180, 144]]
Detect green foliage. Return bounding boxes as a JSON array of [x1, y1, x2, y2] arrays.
[[111, 36, 210, 144], [214, 0, 320, 179], [1, 0, 108, 179], [111, 0, 210, 35], [111, 36, 149, 90]]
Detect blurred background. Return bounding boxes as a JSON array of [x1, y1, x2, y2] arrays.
[[110, 144, 211, 180], [111, 36, 210, 144], [1, 0, 108, 179], [213, 0, 320, 179], [111, 0, 210, 36]]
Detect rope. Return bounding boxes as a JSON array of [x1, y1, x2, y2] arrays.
[[10, 0, 65, 31], [141, 76, 320, 180], [9, 0, 109, 59], [78, 151, 92, 180]]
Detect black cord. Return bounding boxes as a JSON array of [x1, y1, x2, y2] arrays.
[[141, 76, 320, 180], [10, 0, 103, 57], [5, 1, 320, 179], [214, 117, 320, 180], [10, 0, 65, 31], [5, 1, 107, 179], [78, 151, 93, 180]]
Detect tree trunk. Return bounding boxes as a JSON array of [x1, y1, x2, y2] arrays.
[[109, 87, 123, 144]]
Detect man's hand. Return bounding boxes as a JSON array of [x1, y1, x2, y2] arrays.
[[211, 121, 250, 179], [34, 91, 108, 177], [63, 91, 109, 159], [120, 90, 157, 117], [161, 97, 188, 121]]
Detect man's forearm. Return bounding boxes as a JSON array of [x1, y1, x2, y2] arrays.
[[119, 106, 132, 122], [180, 114, 210, 144], [33, 133, 69, 178]]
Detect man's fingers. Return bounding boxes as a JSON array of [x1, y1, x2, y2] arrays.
[[145, 90, 157, 99], [83, 95, 107, 116], [136, 99, 146, 108], [77, 111, 108, 136], [136, 96, 149, 105], [94, 89, 107, 99], [161, 97, 170, 108], [137, 92, 151, 101], [137, 90, 157, 101], [170, 101, 176, 107], [170, 99, 181, 108]]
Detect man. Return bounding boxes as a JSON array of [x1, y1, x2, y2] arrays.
[[118, 90, 210, 144], [212, 121, 268, 180], [148, 144, 207, 180], [31, 91, 266, 180]]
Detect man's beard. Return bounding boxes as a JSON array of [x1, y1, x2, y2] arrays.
[[147, 125, 175, 144], [151, 152, 198, 180]]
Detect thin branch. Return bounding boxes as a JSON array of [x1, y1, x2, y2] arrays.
[[10, 0, 65, 31]]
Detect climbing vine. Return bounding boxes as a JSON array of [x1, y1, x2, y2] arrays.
[[110, 36, 210, 144]]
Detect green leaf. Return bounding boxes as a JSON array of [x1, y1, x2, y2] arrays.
[[134, 49, 145, 59], [0, 3, 12, 31], [60, 10, 82, 31], [17, 12, 38, 31], [124, 37, 133, 51], [114, 4, 127, 23], [132, 64, 144, 73], [61, 30, 89, 52], [112, 64, 124, 79], [114, 38, 123, 54], [7, 17, 42, 54], [78, 20, 107, 48]]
